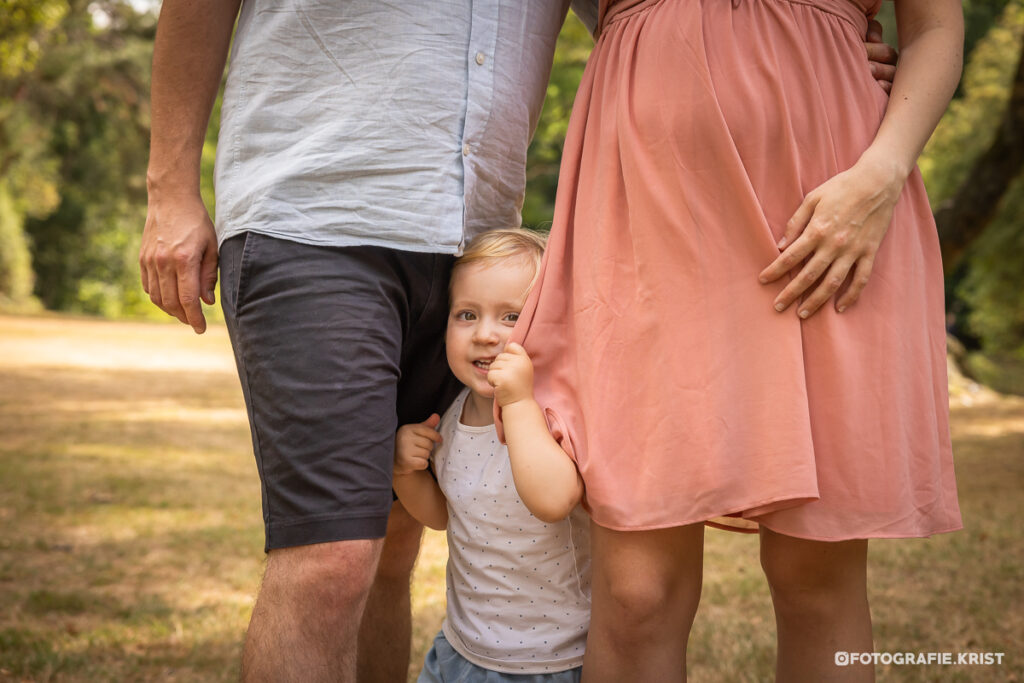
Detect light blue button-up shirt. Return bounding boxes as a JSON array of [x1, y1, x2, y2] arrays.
[[215, 0, 597, 254]]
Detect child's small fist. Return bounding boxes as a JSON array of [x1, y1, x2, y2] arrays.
[[394, 414, 442, 475], [487, 343, 535, 408]]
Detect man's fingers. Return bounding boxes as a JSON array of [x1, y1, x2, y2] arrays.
[[177, 259, 208, 334], [866, 18, 883, 44], [865, 40, 898, 67], [156, 263, 188, 324], [200, 242, 219, 305], [869, 61, 896, 85], [140, 257, 151, 294], [144, 262, 162, 307]]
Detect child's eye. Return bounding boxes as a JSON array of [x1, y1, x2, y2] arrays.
[[455, 311, 477, 321], [503, 312, 520, 323]]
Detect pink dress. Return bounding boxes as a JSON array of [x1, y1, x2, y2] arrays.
[[504, 0, 962, 540]]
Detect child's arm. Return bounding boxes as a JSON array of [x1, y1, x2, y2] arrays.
[[489, 343, 584, 523], [392, 414, 448, 531]]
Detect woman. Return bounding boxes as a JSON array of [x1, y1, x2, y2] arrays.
[[508, 0, 964, 679]]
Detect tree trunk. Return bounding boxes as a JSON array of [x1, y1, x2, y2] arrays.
[[934, 45, 1024, 268]]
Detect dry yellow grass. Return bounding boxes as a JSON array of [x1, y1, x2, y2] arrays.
[[0, 313, 1020, 681]]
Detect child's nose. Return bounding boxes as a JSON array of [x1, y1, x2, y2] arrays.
[[473, 320, 500, 344]]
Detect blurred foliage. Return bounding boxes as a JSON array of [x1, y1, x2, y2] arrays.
[[0, 0, 162, 317], [0, 2, 1021, 390], [0, 187, 37, 309], [918, 0, 1024, 392], [522, 13, 591, 230], [0, 1, 67, 79]]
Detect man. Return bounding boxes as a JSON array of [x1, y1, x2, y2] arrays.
[[139, 2, 896, 681]]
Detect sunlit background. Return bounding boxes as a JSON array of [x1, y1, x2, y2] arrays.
[[1, 1, 1021, 680]]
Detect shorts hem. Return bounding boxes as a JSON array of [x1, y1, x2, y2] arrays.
[[265, 513, 390, 552]]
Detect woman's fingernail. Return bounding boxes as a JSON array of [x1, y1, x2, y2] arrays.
[[837, 305, 847, 313], [799, 309, 810, 319], [777, 237, 787, 249], [759, 276, 768, 284], [774, 302, 785, 312]]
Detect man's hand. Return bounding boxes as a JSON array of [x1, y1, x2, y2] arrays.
[[487, 343, 535, 408], [139, 191, 219, 334], [394, 414, 442, 475], [865, 18, 898, 94]]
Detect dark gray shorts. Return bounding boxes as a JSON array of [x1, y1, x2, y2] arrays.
[[219, 232, 460, 551]]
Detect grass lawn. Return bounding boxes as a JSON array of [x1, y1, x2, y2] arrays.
[[0, 313, 1020, 681]]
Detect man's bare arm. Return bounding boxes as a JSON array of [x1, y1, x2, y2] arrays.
[[140, 0, 242, 334]]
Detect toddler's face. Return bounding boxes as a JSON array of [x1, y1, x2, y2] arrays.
[[446, 257, 534, 400]]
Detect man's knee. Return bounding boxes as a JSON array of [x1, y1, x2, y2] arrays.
[[375, 501, 424, 581], [263, 538, 385, 611]]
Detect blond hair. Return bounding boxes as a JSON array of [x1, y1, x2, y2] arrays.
[[452, 228, 547, 292]]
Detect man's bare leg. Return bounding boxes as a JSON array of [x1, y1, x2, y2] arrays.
[[242, 538, 383, 683], [358, 500, 424, 682]]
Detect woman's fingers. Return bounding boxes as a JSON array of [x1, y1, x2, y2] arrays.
[[796, 256, 857, 318], [770, 250, 835, 312], [778, 192, 818, 250], [835, 255, 876, 312], [760, 229, 817, 285]]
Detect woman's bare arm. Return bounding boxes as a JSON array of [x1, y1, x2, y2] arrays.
[[759, 0, 963, 317]]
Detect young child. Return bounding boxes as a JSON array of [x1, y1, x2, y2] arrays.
[[392, 229, 589, 682]]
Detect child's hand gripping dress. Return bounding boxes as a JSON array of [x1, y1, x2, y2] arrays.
[[489, 342, 584, 523]]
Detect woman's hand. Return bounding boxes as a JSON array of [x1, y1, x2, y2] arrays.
[[758, 154, 907, 318]]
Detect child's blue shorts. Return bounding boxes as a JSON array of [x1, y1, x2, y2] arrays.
[[416, 631, 582, 683]]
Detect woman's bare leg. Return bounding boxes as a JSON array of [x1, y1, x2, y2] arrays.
[[760, 528, 873, 682], [582, 522, 705, 682]]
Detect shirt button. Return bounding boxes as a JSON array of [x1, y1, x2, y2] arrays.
[[475, 52, 486, 66], [462, 143, 471, 156]]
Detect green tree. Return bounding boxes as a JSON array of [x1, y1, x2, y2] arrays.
[[0, 1, 162, 316], [523, 14, 592, 230], [0, 0, 66, 308]]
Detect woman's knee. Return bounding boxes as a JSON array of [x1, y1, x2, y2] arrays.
[[760, 530, 867, 614]]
